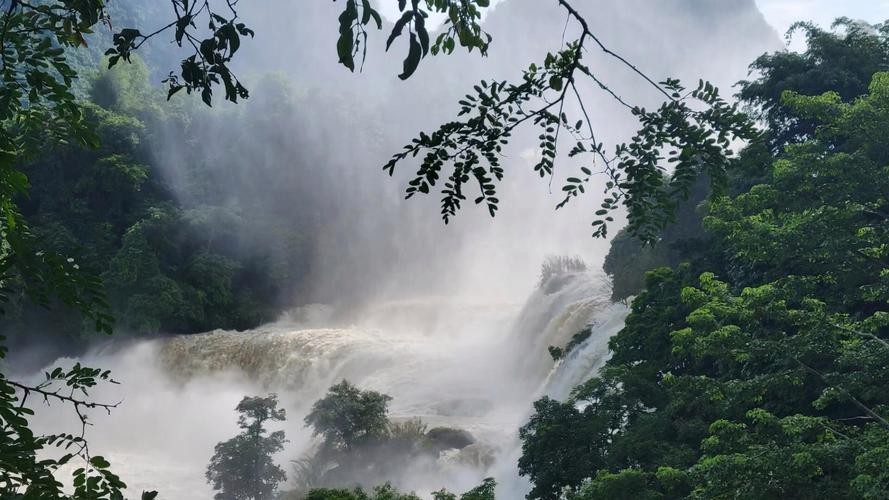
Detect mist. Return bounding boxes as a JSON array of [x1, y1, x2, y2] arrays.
[[145, 0, 780, 306], [15, 1, 781, 498]]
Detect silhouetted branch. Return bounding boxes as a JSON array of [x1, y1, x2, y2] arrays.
[[556, 0, 673, 100], [7, 379, 120, 415]]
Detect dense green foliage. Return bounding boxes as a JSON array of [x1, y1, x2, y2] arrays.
[[3, 64, 302, 342], [2, 64, 321, 344], [207, 395, 288, 500], [738, 19, 889, 151], [604, 21, 889, 301], [305, 381, 393, 452], [296, 382, 478, 495], [0, 1, 196, 495], [519, 30, 889, 500]]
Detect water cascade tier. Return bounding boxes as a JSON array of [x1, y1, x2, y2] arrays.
[[27, 269, 627, 498]]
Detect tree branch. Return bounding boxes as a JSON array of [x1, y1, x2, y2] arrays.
[[7, 378, 120, 415], [555, 0, 673, 101], [795, 359, 889, 431]]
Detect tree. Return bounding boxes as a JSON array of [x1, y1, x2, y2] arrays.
[[604, 18, 889, 302], [293, 386, 482, 495], [738, 18, 889, 151], [457, 478, 496, 500], [518, 71, 889, 500], [206, 395, 288, 500], [0, 0, 255, 491], [519, 397, 607, 500], [305, 380, 392, 452]]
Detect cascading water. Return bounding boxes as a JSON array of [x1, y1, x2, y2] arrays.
[[14, 2, 779, 496], [23, 267, 625, 498], [541, 301, 630, 401]]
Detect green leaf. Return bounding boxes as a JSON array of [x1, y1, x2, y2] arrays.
[[336, 29, 355, 71], [399, 33, 422, 80], [387, 11, 413, 51]]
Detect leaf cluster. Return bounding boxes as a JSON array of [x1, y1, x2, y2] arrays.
[[334, 0, 492, 80]]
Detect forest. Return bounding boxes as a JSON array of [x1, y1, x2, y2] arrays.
[[1, 1, 888, 499]]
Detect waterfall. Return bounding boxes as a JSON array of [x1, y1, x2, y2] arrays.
[[26, 268, 624, 498], [541, 302, 629, 401]]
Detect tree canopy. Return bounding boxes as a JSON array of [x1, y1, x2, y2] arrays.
[[738, 18, 889, 151], [206, 395, 288, 500], [305, 380, 393, 452], [519, 68, 889, 500], [605, 20, 889, 301]]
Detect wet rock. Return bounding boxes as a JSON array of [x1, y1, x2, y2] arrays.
[[426, 427, 475, 450]]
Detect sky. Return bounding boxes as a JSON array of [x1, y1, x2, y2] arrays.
[[755, 0, 889, 38]]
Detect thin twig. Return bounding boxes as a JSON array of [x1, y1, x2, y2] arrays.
[[555, 0, 673, 101], [7, 379, 120, 414], [796, 359, 889, 431]]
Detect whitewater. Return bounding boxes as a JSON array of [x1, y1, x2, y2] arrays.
[[24, 267, 626, 498]]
